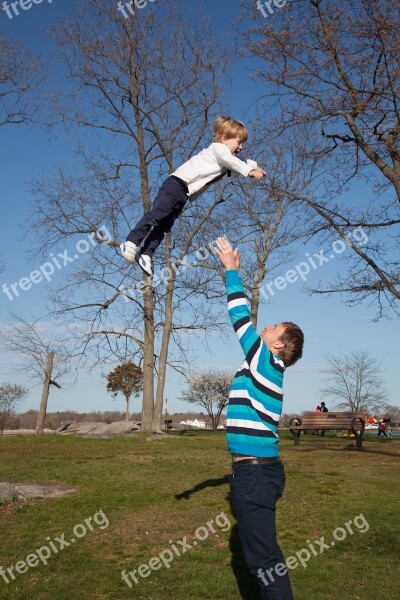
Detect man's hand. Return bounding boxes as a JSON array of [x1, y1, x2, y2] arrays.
[[249, 167, 266, 182], [215, 237, 241, 271]]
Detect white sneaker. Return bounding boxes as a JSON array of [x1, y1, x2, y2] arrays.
[[135, 253, 153, 277], [120, 241, 137, 263]]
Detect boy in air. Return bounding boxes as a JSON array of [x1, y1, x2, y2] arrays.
[[120, 117, 266, 276], [215, 237, 304, 600]]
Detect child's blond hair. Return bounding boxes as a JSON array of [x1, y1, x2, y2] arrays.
[[213, 116, 248, 143]]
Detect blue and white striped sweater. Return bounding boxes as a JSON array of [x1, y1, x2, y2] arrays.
[[225, 270, 285, 458]]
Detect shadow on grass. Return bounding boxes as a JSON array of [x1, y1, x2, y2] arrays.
[[175, 476, 260, 599], [175, 475, 229, 500]]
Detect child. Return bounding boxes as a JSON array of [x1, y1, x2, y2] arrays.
[[120, 116, 266, 276]]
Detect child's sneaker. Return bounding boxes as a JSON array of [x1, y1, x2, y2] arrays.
[[120, 241, 137, 263], [135, 253, 153, 277]]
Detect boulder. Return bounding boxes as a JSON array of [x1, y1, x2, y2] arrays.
[[57, 421, 141, 438]]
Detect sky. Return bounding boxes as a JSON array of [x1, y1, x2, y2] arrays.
[[0, 0, 399, 418]]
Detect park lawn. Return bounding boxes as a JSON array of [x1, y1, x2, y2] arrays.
[[0, 431, 399, 600]]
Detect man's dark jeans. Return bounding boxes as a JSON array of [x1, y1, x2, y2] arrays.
[[230, 460, 294, 600], [126, 176, 188, 257]]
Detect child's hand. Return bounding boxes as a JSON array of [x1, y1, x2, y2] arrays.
[[249, 167, 266, 181], [215, 237, 241, 271]]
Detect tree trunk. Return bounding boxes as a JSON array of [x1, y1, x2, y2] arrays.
[[125, 393, 130, 422], [215, 403, 227, 430], [152, 237, 174, 433], [141, 284, 155, 431], [250, 285, 260, 329], [210, 413, 216, 431], [36, 351, 54, 435], [152, 307, 172, 432], [129, 41, 156, 433]]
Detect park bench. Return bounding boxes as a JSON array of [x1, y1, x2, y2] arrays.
[[289, 412, 366, 449]]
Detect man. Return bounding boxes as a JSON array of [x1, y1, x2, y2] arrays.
[[215, 237, 304, 600]]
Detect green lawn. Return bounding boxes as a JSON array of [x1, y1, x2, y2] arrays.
[[0, 431, 399, 600]]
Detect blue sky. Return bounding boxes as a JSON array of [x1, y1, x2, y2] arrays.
[[0, 0, 398, 418]]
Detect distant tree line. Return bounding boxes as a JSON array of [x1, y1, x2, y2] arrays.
[[7, 409, 220, 431]]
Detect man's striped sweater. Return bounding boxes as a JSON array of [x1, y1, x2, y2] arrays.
[[225, 269, 285, 458]]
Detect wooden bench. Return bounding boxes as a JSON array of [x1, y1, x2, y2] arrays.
[[289, 412, 366, 449]]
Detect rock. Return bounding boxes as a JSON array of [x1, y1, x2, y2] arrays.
[[57, 421, 141, 438], [0, 481, 77, 501]]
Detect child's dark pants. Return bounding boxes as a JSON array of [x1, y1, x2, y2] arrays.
[[230, 460, 294, 600], [126, 175, 189, 257]]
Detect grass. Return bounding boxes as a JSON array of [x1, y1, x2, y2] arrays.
[[0, 430, 399, 600]]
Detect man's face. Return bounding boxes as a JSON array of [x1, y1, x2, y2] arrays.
[[222, 136, 244, 156], [260, 323, 287, 354]]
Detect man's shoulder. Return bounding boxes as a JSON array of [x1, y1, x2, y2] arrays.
[[270, 350, 285, 373], [257, 347, 285, 378]]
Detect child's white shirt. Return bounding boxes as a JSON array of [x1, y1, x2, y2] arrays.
[[172, 142, 256, 200]]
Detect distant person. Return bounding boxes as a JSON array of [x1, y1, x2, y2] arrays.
[[377, 421, 389, 437], [313, 406, 321, 435], [215, 237, 304, 600], [320, 402, 328, 436]]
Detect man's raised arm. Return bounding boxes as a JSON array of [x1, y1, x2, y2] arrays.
[[215, 237, 263, 362]]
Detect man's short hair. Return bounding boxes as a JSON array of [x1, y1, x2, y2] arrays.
[[278, 322, 304, 367], [213, 116, 248, 143]]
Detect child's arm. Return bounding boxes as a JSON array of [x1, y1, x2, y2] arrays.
[[246, 159, 266, 181], [213, 143, 266, 181]]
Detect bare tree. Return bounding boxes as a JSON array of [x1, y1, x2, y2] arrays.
[[180, 370, 232, 430], [0, 383, 28, 435], [230, 124, 317, 326], [320, 349, 389, 413], [29, 0, 230, 432], [242, 0, 400, 315], [194, 120, 315, 331], [106, 361, 143, 421], [380, 404, 400, 425], [0, 32, 44, 127], [0, 316, 71, 434], [244, 0, 400, 198]]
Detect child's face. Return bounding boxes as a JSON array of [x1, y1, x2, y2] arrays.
[[221, 136, 244, 156]]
